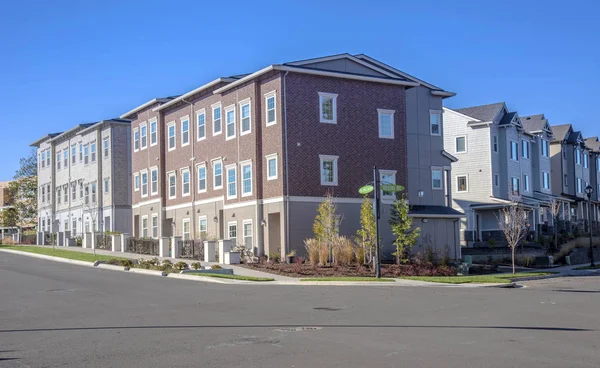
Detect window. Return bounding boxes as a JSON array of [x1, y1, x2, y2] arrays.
[[41, 185, 45, 203], [226, 165, 237, 199], [71, 183, 76, 201], [511, 177, 520, 195], [378, 109, 394, 139], [57, 187, 61, 205], [541, 139, 549, 157], [72, 219, 77, 235], [168, 123, 176, 151], [380, 170, 396, 198], [46, 149, 50, 166], [584, 153, 589, 168], [41, 151, 46, 168], [493, 135, 498, 152], [494, 174, 499, 187], [91, 183, 97, 203], [225, 106, 236, 140], [80, 182, 84, 200], [241, 162, 252, 196], [83, 144, 89, 164], [228, 222, 237, 246], [151, 215, 158, 238], [181, 168, 190, 196], [455, 136, 467, 153], [522, 140, 530, 159], [168, 172, 176, 199], [457, 175, 468, 192], [240, 100, 251, 135], [430, 111, 441, 136], [79, 143, 83, 162], [197, 164, 207, 193], [266, 154, 278, 180], [432, 169, 443, 190], [151, 168, 158, 195], [576, 150, 581, 165], [91, 142, 96, 162], [510, 141, 519, 161], [141, 171, 148, 197], [133, 128, 139, 151], [141, 216, 148, 238], [150, 120, 157, 146], [212, 104, 222, 135], [182, 219, 190, 240], [320, 155, 339, 186], [577, 178, 583, 193], [564, 174, 568, 187], [319, 92, 337, 124], [196, 110, 206, 141], [213, 160, 223, 189], [134, 173, 140, 192], [524, 174, 530, 192], [543, 172, 551, 190], [103, 137, 109, 158], [140, 123, 147, 149], [56, 151, 61, 170], [243, 220, 253, 249], [104, 178, 109, 194], [63, 150, 68, 168], [181, 118, 189, 146], [198, 216, 207, 238], [265, 92, 276, 126]]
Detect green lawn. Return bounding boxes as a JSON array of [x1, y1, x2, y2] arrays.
[[300, 277, 395, 282], [185, 272, 274, 282], [401, 272, 557, 284], [573, 265, 600, 270], [0, 245, 129, 263]]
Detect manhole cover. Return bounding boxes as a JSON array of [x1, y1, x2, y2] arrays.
[[313, 307, 343, 311], [274, 327, 322, 332]]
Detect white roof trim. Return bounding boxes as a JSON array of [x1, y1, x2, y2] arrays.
[[432, 90, 456, 97], [154, 77, 238, 112], [120, 98, 173, 119], [286, 53, 401, 79], [443, 107, 483, 123]]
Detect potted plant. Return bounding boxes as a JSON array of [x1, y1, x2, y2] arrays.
[[286, 250, 296, 264]]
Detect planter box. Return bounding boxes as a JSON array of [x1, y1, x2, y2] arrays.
[[224, 251, 240, 265]]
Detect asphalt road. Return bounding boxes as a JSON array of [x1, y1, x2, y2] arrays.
[[0, 252, 599, 368]]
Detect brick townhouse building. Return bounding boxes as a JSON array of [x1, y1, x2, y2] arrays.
[[121, 54, 464, 259]]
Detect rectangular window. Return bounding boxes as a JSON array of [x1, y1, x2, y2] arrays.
[[522, 140, 530, 159], [57, 187, 61, 205], [182, 168, 190, 196], [168, 123, 176, 151], [213, 104, 222, 135], [319, 92, 337, 124], [151, 168, 158, 195], [63, 150, 68, 168], [133, 129, 139, 151], [182, 219, 190, 240], [80, 182, 84, 200], [320, 155, 339, 186], [457, 175, 468, 192], [79, 143, 83, 162], [543, 172, 551, 190], [46, 149, 50, 166], [576, 150, 581, 165], [196, 110, 206, 141], [72, 183, 76, 201], [379, 170, 396, 197], [584, 153, 589, 168], [243, 220, 253, 249], [241, 162, 252, 196], [57, 151, 61, 170], [494, 174, 499, 187], [150, 120, 157, 146], [430, 111, 441, 136], [455, 136, 467, 153], [197, 164, 207, 193], [134, 173, 140, 192], [225, 106, 236, 140], [240, 101, 251, 135], [524, 174, 530, 192], [213, 160, 223, 189], [141, 216, 148, 238], [378, 109, 394, 139], [168, 172, 176, 199], [226, 165, 237, 199], [104, 178, 109, 194], [41, 186, 45, 203], [493, 135, 498, 152], [511, 177, 520, 195], [181, 118, 189, 146], [577, 178, 582, 193], [103, 137, 109, 158], [266, 154, 278, 180], [91, 142, 96, 162], [510, 141, 519, 161], [140, 123, 147, 149], [84, 144, 89, 164], [432, 169, 443, 190], [141, 171, 148, 197], [72, 219, 77, 236], [265, 92, 276, 126], [152, 214, 158, 238], [91, 183, 97, 203], [541, 139, 549, 157], [41, 151, 46, 168], [199, 216, 207, 238], [228, 222, 237, 246], [564, 174, 568, 187]]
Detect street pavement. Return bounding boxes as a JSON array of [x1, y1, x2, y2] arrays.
[[0, 252, 598, 368]]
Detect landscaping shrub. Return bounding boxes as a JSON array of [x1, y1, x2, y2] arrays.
[[107, 258, 121, 265], [119, 259, 133, 268], [268, 253, 280, 264], [211, 265, 222, 269], [356, 246, 365, 265], [191, 262, 202, 270], [318, 242, 329, 266], [304, 238, 320, 266], [292, 256, 304, 274], [173, 261, 188, 271], [332, 236, 355, 266]]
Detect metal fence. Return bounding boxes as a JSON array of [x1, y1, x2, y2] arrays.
[[21, 234, 37, 245], [96, 234, 112, 250], [179, 239, 204, 260], [128, 237, 159, 255], [44, 233, 56, 246]]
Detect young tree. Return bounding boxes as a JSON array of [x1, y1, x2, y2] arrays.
[[356, 195, 376, 264], [389, 194, 420, 264], [7, 149, 38, 243], [498, 195, 530, 274], [549, 199, 562, 253], [313, 191, 341, 263]]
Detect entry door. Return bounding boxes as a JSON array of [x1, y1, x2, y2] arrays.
[[267, 213, 281, 256]]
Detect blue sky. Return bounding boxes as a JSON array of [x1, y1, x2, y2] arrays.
[[1, 0, 598, 180]]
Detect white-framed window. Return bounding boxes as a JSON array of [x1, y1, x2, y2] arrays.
[[151, 167, 158, 195], [133, 128, 140, 152], [182, 218, 190, 240], [493, 135, 498, 152], [141, 170, 148, 197], [196, 109, 206, 141], [494, 174, 499, 187], [103, 137, 109, 158], [577, 178, 583, 193], [266, 153, 278, 180], [584, 153, 589, 168], [265, 92, 276, 126], [430, 110, 441, 136], [541, 139, 549, 157], [522, 140, 530, 159], [168, 122, 176, 151], [457, 175, 468, 192], [226, 165, 237, 199], [197, 164, 207, 193], [71, 183, 76, 201], [41, 185, 45, 203], [181, 167, 190, 196], [225, 105, 236, 140], [213, 159, 223, 189], [79, 143, 83, 162], [150, 119, 157, 146], [57, 187, 61, 205], [151, 214, 158, 238], [91, 182, 97, 203], [181, 117, 190, 146], [511, 177, 520, 195], [104, 178, 109, 194], [455, 136, 467, 153], [41, 151, 46, 168], [543, 171, 551, 190], [84, 144, 89, 164], [241, 161, 252, 197], [564, 174, 568, 187], [134, 173, 140, 192], [56, 151, 61, 170], [240, 99, 251, 135], [212, 103, 222, 135], [79, 181, 84, 200], [91, 141, 96, 162], [140, 123, 147, 149], [319, 155, 339, 186], [228, 221, 238, 246], [46, 149, 50, 166], [63, 150, 68, 168], [378, 109, 394, 139], [168, 172, 176, 199], [576, 149, 581, 165], [72, 219, 77, 235], [243, 220, 253, 249], [432, 168, 443, 190], [319, 92, 337, 124], [198, 216, 208, 238], [510, 141, 519, 161], [141, 216, 148, 238], [379, 170, 397, 198], [524, 174, 530, 192]]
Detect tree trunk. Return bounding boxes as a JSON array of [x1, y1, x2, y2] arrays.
[[512, 246, 516, 275]]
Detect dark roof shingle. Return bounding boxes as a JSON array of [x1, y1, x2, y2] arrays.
[[454, 102, 505, 122], [521, 114, 548, 133], [551, 124, 572, 142]]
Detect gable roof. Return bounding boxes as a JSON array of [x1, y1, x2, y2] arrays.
[[120, 96, 179, 119], [499, 111, 518, 126], [30, 132, 63, 147], [585, 137, 600, 152], [551, 124, 572, 142], [454, 102, 506, 122], [521, 114, 552, 134], [567, 130, 583, 145]]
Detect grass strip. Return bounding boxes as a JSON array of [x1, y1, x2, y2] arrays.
[[573, 265, 600, 270], [186, 272, 274, 282], [401, 272, 557, 284], [0, 245, 129, 263], [300, 277, 394, 282]]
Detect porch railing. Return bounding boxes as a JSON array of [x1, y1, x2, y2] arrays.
[[128, 237, 159, 255], [179, 239, 204, 260]]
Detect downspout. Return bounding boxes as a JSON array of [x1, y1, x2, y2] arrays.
[[182, 99, 195, 239], [283, 71, 290, 257]]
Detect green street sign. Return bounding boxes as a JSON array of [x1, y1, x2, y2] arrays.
[[380, 184, 404, 193], [358, 185, 374, 194]]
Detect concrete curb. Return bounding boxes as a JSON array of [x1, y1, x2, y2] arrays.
[[0, 249, 94, 268], [167, 273, 236, 284]]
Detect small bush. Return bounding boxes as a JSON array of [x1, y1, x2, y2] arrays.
[[268, 253, 280, 264], [332, 236, 355, 266], [211, 265, 222, 269], [107, 258, 121, 265], [119, 259, 133, 268], [292, 256, 304, 274], [356, 246, 365, 265], [173, 261, 188, 271], [304, 238, 321, 266], [319, 242, 329, 266], [191, 262, 202, 270]]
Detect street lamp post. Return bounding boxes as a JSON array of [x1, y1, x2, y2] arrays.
[[585, 185, 595, 267]]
